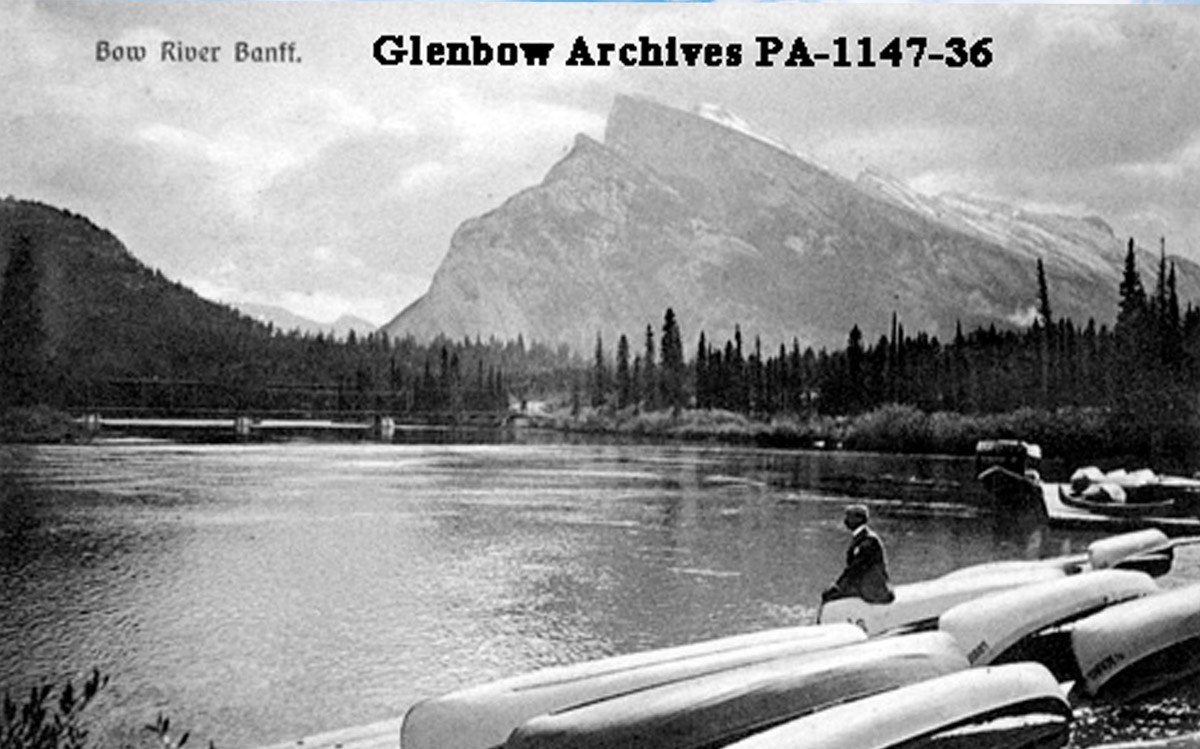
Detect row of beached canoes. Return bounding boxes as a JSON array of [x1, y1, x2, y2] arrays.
[[400, 529, 1200, 749]]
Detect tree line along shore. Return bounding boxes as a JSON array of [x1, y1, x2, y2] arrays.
[[5, 236, 1198, 468]]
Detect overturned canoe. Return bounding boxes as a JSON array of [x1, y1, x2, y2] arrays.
[[939, 569, 1158, 670], [400, 622, 864, 749], [720, 662, 1073, 749], [819, 566, 1068, 635], [1072, 582, 1200, 703], [1087, 529, 1173, 572], [505, 632, 968, 749], [938, 529, 1173, 581]]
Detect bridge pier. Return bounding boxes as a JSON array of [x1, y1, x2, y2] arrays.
[[82, 413, 102, 435], [234, 416, 253, 440], [372, 415, 396, 441]]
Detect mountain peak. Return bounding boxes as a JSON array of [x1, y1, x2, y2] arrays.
[[384, 95, 1200, 352], [692, 102, 797, 157], [605, 95, 830, 177]]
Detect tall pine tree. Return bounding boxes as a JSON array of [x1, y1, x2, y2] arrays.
[[0, 233, 49, 408], [660, 308, 685, 413]]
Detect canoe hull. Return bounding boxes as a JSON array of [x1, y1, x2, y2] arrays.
[[719, 663, 1072, 749], [939, 569, 1158, 670], [400, 623, 864, 749], [819, 567, 1068, 635], [1072, 583, 1200, 702], [505, 632, 968, 749]]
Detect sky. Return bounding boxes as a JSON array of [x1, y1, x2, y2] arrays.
[[4, 1, 1200, 327]]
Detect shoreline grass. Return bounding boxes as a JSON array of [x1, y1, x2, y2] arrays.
[[528, 403, 1198, 466]]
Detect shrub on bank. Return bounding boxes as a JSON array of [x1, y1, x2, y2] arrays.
[[1, 671, 208, 749], [536, 401, 1172, 461], [0, 406, 87, 444]]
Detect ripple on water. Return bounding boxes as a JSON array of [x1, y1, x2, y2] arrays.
[[4, 441, 1200, 748]]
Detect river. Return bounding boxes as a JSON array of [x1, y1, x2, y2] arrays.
[[1, 432, 1198, 748]]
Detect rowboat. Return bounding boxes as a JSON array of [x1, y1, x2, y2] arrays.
[[718, 663, 1073, 749], [938, 569, 1159, 673], [1072, 582, 1200, 703], [1065, 467, 1200, 509], [399, 622, 864, 749], [1059, 485, 1179, 518], [1042, 484, 1200, 535], [504, 632, 967, 749]]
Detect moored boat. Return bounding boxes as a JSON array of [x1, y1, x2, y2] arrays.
[[1072, 582, 1200, 703], [399, 622, 864, 749], [1041, 483, 1200, 535], [976, 439, 1044, 508], [1059, 485, 1179, 518], [939, 569, 1158, 674], [504, 632, 968, 749], [718, 663, 1073, 749]]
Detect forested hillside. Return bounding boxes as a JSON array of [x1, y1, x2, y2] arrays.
[[4, 196, 1197, 460], [0, 198, 571, 416]]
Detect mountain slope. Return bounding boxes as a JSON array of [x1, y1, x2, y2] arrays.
[[385, 95, 1200, 352], [0, 197, 272, 388]]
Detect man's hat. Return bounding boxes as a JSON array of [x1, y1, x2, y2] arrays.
[[844, 504, 869, 521]]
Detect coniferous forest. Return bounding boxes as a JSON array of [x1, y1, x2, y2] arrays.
[[584, 241, 1200, 461], [3, 198, 1198, 459]]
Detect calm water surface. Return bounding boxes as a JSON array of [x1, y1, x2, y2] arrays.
[[2, 434, 1198, 748]]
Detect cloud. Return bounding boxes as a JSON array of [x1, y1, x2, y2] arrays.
[[6, 1, 1200, 327]]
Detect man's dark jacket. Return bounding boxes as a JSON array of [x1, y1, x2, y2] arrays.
[[831, 526, 895, 604]]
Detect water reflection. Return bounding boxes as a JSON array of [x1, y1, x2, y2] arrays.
[[1, 438, 1196, 748]]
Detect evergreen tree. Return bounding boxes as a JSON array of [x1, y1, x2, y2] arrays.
[[660, 308, 685, 412], [642, 324, 658, 410], [0, 233, 49, 408], [1117, 239, 1147, 328], [846, 324, 865, 413], [695, 332, 709, 409], [615, 334, 632, 409], [591, 333, 609, 407], [1036, 258, 1054, 408], [1036, 258, 1053, 330]]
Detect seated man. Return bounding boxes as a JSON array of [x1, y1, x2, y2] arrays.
[[822, 504, 895, 604]]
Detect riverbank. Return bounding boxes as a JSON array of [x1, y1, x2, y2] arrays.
[[528, 403, 1194, 466], [0, 405, 89, 444]]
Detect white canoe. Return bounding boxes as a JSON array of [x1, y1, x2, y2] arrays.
[[720, 663, 1072, 749], [938, 529, 1173, 581], [1088, 529, 1171, 570], [1072, 582, 1200, 702], [400, 623, 864, 749], [940, 569, 1159, 668], [505, 632, 967, 749], [818, 566, 1068, 635]]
